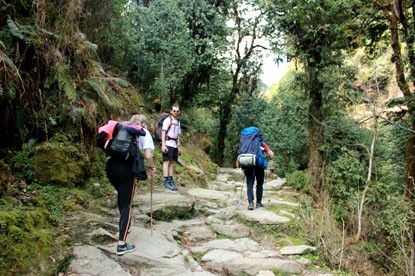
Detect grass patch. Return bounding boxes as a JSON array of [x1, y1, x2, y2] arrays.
[[216, 233, 232, 239], [271, 270, 294, 276], [267, 204, 299, 216]]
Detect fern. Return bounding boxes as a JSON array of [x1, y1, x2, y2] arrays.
[[88, 79, 113, 107], [1, 50, 17, 70], [110, 77, 129, 88], [385, 97, 406, 107], [5, 83, 16, 99], [54, 66, 77, 103], [7, 16, 34, 42]]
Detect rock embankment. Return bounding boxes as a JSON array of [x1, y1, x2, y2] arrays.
[[66, 168, 329, 276]]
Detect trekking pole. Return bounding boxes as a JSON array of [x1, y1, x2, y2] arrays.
[[263, 155, 269, 199], [150, 175, 153, 235], [235, 170, 245, 209]]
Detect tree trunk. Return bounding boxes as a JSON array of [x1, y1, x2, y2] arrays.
[[380, 3, 415, 272], [383, 6, 415, 201], [216, 95, 234, 166], [306, 63, 325, 190], [307, 91, 324, 190]]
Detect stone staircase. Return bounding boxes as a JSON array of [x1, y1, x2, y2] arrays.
[[66, 168, 332, 275]]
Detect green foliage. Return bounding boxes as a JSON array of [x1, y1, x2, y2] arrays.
[[134, 0, 194, 105], [187, 107, 217, 136], [13, 141, 37, 181], [374, 124, 406, 190], [323, 113, 371, 164], [260, 69, 309, 176], [81, 0, 139, 70], [88, 79, 116, 108], [264, 0, 361, 65], [53, 65, 77, 103], [287, 171, 310, 192], [325, 152, 367, 222], [7, 16, 35, 43]]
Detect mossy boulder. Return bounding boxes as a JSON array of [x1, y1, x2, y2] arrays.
[[0, 160, 13, 196], [0, 210, 56, 275], [31, 141, 89, 187]]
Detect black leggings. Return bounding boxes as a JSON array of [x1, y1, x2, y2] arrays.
[[106, 158, 135, 241]]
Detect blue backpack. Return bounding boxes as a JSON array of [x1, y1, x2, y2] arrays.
[[238, 126, 267, 169]]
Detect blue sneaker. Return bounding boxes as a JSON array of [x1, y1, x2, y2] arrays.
[[116, 243, 136, 256]]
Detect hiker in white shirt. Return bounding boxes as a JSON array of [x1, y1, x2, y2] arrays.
[[161, 104, 181, 191]]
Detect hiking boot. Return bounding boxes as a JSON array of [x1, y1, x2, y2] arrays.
[[163, 179, 176, 191], [169, 179, 178, 191], [256, 202, 265, 208], [116, 243, 136, 256], [248, 201, 254, 210]]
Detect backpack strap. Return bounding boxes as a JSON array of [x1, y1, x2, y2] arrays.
[[166, 115, 179, 141]]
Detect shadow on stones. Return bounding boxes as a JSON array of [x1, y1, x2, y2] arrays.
[[151, 202, 196, 221]]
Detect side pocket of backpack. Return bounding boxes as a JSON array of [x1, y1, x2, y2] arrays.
[[255, 156, 268, 169], [132, 149, 147, 180], [97, 131, 108, 150]]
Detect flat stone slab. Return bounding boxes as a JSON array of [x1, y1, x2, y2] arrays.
[[210, 223, 251, 238], [280, 245, 317, 255], [185, 225, 216, 242], [187, 188, 230, 201], [191, 238, 259, 254], [267, 198, 300, 207], [238, 209, 290, 224], [257, 271, 276, 276], [225, 257, 302, 275], [68, 245, 130, 276], [265, 178, 286, 190], [98, 226, 208, 275], [202, 252, 303, 275], [136, 190, 194, 213], [201, 249, 243, 262]]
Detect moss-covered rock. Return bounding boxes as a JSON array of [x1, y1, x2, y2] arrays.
[[0, 209, 56, 275], [0, 160, 13, 196], [31, 140, 89, 187]]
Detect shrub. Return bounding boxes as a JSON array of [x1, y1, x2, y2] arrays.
[[287, 170, 310, 192]]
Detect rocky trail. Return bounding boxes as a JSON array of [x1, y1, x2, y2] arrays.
[[65, 168, 332, 276]]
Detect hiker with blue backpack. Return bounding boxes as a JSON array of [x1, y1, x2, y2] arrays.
[[161, 104, 181, 191], [237, 126, 274, 210]]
